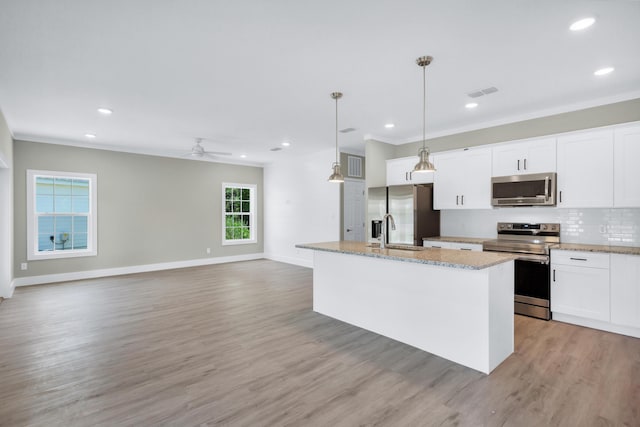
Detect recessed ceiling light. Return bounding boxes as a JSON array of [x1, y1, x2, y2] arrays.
[[281, 141, 290, 147], [384, 123, 395, 129], [85, 133, 96, 139], [570, 17, 595, 31], [594, 67, 614, 76], [97, 108, 113, 115], [465, 102, 478, 109], [240, 154, 247, 158]]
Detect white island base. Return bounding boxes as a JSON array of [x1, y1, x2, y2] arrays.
[[312, 250, 514, 374]]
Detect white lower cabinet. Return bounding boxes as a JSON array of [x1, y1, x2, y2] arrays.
[[448, 242, 482, 251], [551, 251, 610, 322], [611, 254, 640, 328], [423, 240, 449, 249], [422, 240, 482, 251]]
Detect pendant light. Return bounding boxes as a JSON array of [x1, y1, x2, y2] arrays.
[[413, 56, 436, 173], [328, 91, 345, 183]]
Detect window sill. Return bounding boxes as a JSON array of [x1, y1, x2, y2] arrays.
[[27, 249, 97, 261], [222, 239, 257, 246]]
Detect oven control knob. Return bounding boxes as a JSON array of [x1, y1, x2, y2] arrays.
[[541, 224, 547, 231]]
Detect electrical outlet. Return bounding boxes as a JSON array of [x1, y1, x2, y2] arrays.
[[20, 263, 28, 271], [206, 248, 211, 254]]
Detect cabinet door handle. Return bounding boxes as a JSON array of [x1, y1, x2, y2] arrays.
[[524, 158, 527, 170], [461, 195, 464, 205], [517, 159, 520, 171], [456, 195, 459, 205], [553, 269, 556, 282], [409, 171, 413, 181], [405, 172, 408, 181], [559, 190, 562, 203], [569, 257, 587, 261]]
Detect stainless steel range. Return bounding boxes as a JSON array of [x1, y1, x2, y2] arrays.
[[483, 222, 560, 320]]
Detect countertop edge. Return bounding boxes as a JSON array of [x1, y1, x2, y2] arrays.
[[296, 243, 515, 270], [552, 244, 640, 256]]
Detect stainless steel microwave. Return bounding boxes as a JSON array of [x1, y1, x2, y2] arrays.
[[491, 172, 556, 207]]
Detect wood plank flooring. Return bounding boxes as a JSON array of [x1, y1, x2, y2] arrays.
[[0, 259, 638, 426]]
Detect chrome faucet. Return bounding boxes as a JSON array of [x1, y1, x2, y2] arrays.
[[379, 213, 396, 249]]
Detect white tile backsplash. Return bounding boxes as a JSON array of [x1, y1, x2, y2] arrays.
[[440, 208, 640, 246]]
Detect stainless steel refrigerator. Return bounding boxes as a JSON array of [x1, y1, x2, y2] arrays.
[[367, 184, 440, 246]]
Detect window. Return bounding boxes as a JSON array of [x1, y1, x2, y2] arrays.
[[27, 170, 97, 260], [222, 183, 256, 245]]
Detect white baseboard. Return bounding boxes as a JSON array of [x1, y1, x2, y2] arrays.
[[1, 279, 16, 299], [13, 253, 266, 288], [265, 253, 313, 269], [553, 313, 640, 339]]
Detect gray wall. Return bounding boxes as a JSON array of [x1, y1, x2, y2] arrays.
[[394, 98, 640, 157], [13, 141, 264, 278], [364, 139, 396, 188], [0, 109, 13, 297]]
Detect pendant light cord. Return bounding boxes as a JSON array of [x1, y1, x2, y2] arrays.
[[422, 62, 426, 152], [335, 95, 339, 163]]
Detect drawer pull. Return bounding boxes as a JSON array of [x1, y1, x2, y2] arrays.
[[569, 257, 588, 261], [553, 269, 556, 282], [460, 248, 472, 251]]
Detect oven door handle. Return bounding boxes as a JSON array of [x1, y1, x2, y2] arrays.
[[514, 254, 550, 264]]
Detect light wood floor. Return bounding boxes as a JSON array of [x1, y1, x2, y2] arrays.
[[1, 260, 639, 427]]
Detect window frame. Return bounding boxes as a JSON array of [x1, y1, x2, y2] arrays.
[[222, 182, 257, 246], [27, 169, 98, 260]]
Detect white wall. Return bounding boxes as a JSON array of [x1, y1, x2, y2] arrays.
[[0, 109, 14, 297], [441, 208, 640, 246], [264, 148, 341, 267]]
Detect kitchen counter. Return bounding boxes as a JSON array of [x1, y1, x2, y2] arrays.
[[553, 243, 640, 256], [297, 241, 514, 374], [296, 241, 514, 270], [421, 236, 488, 245]]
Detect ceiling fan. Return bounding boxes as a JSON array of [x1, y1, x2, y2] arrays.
[[185, 138, 232, 159]]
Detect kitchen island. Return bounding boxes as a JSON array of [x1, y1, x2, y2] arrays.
[[295, 241, 515, 374]]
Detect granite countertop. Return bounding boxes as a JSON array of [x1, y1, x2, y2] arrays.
[[295, 241, 515, 270], [422, 236, 488, 245], [552, 243, 640, 256]]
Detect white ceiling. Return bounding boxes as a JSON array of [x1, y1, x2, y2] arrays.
[[1, 0, 639, 165]]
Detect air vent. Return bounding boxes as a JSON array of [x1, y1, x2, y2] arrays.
[[270, 147, 282, 152], [467, 86, 499, 98], [340, 127, 356, 133], [347, 156, 363, 178]]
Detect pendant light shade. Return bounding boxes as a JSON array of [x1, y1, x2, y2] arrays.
[[328, 163, 344, 182], [328, 91, 344, 183], [413, 56, 436, 173]]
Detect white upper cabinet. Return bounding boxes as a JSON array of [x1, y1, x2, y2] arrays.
[[386, 156, 434, 186], [556, 130, 614, 208], [492, 137, 556, 177], [614, 125, 640, 207], [433, 147, 492, 209]]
